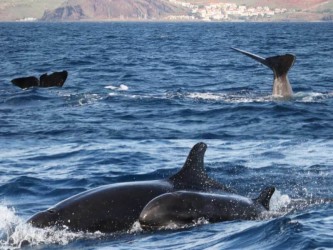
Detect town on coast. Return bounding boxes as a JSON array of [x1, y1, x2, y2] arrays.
[[168, 0, 288, 21]]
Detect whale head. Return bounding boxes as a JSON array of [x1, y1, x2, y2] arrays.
[[139, 192, 199, 230], [28, 208, 62, 229]]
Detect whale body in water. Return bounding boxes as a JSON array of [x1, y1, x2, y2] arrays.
[[139, 187, 275, 230], [27, 142, 235, 233]]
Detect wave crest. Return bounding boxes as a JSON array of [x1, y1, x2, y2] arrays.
[[0, 204, 104, 249]]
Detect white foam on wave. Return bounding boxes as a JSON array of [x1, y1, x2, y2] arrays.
[[78, 93, 102, 106], [163, 217, 210, 230], [187, 91, 333, 103], [0, 205, 19, 242], [269, 189, 291, 211], [128, 221, 143, 234], [193, 217, 210, 226], [105, 84, 129, 91], [187, 92, 226, 101], [0, 204, 104, 249], [186, 92, 272, 103], [294, 92, 332, 103], [134, 217, 210, 232]]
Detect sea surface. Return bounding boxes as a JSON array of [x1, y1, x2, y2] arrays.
[[0, 22, 332, 249]]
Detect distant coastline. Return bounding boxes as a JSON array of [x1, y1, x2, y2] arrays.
[[0, 0, 332, 22], [3, 20, 332, 24]]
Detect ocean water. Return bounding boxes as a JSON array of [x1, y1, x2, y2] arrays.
[[0, 22, 332, 249]]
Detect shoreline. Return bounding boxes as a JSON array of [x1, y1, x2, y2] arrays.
[[0, 18, 332, 23]]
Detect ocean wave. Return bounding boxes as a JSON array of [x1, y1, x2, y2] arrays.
[[61, 93, 104, 107], [185, 91, 273, 103], [185, 91, 332, 104], [103, 89, 333, 104], [105, 84, 129, 91], [0, 204, 104, 249], [0, 191, 331, 248], [294, 92, 333, 103]]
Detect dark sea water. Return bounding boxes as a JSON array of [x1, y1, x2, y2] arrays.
[[0, 22, 332, 249]]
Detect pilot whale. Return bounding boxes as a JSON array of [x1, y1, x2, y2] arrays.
[[139, 187, 275, 230], [27, 142, 234, 233], [11, 71, 68, 89], [232, 48, 295, 98]]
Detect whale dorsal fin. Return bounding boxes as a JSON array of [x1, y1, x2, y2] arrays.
[[169, 142, 235, 193], [254, 186, 275, 210]]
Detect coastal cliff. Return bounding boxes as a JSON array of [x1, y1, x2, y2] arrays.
[[0, 0, 332, 22], [41, 0, 186, 21]]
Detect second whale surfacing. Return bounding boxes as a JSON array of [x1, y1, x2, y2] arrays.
[[232, 48, 296, 98], [139, 187, 275, 230], [27, 142, 234, 233]]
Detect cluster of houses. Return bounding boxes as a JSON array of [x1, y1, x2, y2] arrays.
[[168, 0, 288, 21]]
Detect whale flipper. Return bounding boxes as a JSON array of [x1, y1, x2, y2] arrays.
[[39, 71, 68, 87], [11, 71, 68, 89], [11, 76, 39, 89], [232, 48, 295, 98], [169, 142, 234, 192], [254, 186, 275, 210]]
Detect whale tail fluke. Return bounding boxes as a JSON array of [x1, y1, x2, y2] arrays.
[[231, 47, 295, 76], [39, 71, 68, 87], [231, 47, 268, 66], [11, 71, 68, 89], [255, 186, 275, 210], [265, 54, 296, 77], [11, 76, 39, 89], [231, 47, 295, 97]]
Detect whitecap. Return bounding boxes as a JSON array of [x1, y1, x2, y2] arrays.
[[269, 189, 291, 211], [0, 204, 104, 248], [193, 217, 210, 226], [185, 91, 272, 103], [187, 92, 226, 101], [105, 84, 129, 91], [78, 93, 102, 106], [128, 221, 143, 234], [294, 92, 331, 103], [119, 84, 129, 91]]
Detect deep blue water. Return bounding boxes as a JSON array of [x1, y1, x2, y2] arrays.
[[0, 22, 332, 249]]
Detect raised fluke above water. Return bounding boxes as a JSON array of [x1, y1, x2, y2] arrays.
[[232, 48, 295, 98], [11, 71, 68, 89]]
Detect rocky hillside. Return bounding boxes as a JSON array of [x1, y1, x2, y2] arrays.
[[41, 5, 86, 21], [0, 0, 63, 21], [0, 0, 332, 21], [41, 0, 187, 21]]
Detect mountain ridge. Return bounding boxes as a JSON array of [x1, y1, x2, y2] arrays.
[[41, 0, 187, 21], [0, 0, 332, 21]]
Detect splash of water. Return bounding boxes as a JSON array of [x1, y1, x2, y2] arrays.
[[105, 84, 129, 91], [270, 189, 292, 211], [128, 221, 143, 234], [0, 204, 104, 249]]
